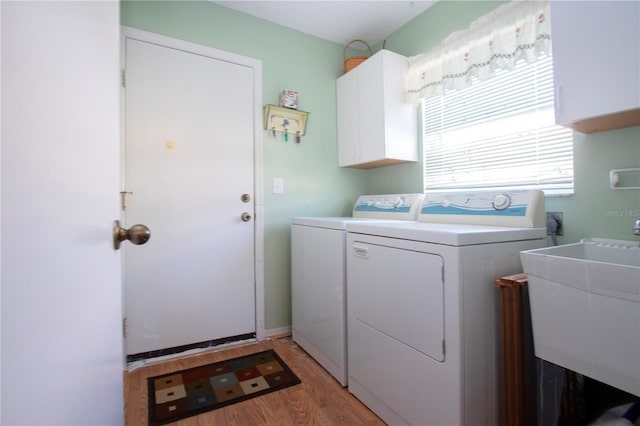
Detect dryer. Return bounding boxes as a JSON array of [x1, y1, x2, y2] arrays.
[[345, 190, 547, 425], [291, 194, 424, 386]]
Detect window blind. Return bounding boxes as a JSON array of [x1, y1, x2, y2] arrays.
[[423, 55, 574, 195]]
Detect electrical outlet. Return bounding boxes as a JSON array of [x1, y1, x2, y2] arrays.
[[546, 212, 563, 236]]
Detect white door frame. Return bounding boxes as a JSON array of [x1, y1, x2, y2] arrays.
[[120, 26, 265, 342]]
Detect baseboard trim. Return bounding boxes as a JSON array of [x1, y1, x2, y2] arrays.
[[264, 326, 291, 339], [125, 327, 292, 371]]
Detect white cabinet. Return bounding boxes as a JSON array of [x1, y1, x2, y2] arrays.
[[337, 50, 417, 168], [551, 1, 640, 133]]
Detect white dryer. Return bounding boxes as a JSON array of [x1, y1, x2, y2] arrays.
[[291, 194, 424, 386], [345, 190, 547, 425]]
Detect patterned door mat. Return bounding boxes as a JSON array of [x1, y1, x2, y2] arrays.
[[148, 349, 301, 425]]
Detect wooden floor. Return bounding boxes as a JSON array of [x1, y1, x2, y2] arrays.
[[124, 336, 386, 425]]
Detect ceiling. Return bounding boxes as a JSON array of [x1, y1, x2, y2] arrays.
[[212, 1, 438, 47]]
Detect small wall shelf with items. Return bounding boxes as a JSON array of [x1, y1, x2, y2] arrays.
[[264, 89, 309, 143], [263, 104, 309, 143]]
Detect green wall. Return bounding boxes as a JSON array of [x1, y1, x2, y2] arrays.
[[121, 0, 368, 331], [373, 0, 640, 244], [122, 0, 640, 331], [366, 1, 508, 196], [545, 127, 640, 243]]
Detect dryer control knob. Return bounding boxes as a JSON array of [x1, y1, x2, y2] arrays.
[[493, 194, 511, 210]]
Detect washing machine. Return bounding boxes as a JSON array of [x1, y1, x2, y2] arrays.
[[291, 193, 424, 386], [345, 190, 547, 425]]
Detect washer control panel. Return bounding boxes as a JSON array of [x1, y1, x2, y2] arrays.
[[420, 190, 545, 228], [353, 194, 425, 220]]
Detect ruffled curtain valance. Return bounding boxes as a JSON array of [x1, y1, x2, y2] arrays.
[[406, 0, 551, 104]]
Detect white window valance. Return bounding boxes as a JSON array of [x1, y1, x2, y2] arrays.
[[406, 0, 551, 104]]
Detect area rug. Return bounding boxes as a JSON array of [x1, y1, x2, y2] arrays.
[[148, 349, 301, 425]]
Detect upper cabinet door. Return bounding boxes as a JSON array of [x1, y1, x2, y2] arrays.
[[337, 68, 360, 167], [551, 1, 640, 133], [336, 50, 417, 168]]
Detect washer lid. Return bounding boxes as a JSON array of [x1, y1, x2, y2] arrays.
[[291, 216, 400, 230], [291, 193, 425, 229], [347, 221, 546, 246]]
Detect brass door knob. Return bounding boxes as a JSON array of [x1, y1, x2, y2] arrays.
[[113, 220, 151, 250]]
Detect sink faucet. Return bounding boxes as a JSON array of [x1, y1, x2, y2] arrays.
[[634, 219, 640, 236]]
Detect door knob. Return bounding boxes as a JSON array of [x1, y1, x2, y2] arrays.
[[241, 212, 252, 222], [113, 220, 151, 250]]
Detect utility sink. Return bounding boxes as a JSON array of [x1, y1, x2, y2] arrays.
[[520, 238, 640, 397]]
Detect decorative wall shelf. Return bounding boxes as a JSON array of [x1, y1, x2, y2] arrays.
[[263, 104, 309, 136]]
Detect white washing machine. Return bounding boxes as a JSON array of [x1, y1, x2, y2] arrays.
[[345, 190, 547, 425], [291, 193, 424, 386]]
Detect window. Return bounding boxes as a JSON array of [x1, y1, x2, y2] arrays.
[[422, 55, 574, 195]]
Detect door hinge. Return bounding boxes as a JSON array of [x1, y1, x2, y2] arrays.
[[122, 69, 127, 88], [123, 317, 128, 338], [120, 191, 133, 211]]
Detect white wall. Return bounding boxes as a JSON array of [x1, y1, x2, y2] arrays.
[[1, 2, 123, 424]]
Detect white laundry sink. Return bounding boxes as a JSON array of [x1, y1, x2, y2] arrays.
[[520, 238, 640, 397]]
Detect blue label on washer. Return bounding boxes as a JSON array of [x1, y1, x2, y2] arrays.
[[421, 204, 527, 216], [354, 204, 412, 213]]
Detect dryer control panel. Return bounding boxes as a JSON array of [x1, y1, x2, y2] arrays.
[[420, 190, 545, 228]]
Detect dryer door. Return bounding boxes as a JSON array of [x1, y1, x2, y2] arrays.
[[348, 241, 445, 361]]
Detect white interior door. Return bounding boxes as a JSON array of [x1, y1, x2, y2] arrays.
[[123, 32, 256, 356], [1, 2, 123, 424]]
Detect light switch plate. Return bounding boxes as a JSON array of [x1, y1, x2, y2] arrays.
[[273, 177, 284, 194]]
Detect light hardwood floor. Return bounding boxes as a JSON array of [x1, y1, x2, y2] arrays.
[[124, 336, 386, 425]]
